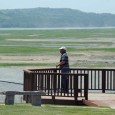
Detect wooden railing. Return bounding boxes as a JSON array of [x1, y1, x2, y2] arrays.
[[24, 68, 88, 104], [23, 68, 115, 104], [69, 68, 115, 93]]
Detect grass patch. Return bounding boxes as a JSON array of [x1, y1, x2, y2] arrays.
[[0, 46, 115, 55], [0, 104, 115, 115], [0, 63, 54, 67], [0, 46, 57, 54], [0, 28, 115, 39], [72, 61, 115, 68], [77, 48, 115, 52]]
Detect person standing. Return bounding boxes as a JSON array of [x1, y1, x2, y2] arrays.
[[56, 46, 69, 93]]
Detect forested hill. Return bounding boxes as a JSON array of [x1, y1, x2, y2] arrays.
[[0, 7, 115, 28]]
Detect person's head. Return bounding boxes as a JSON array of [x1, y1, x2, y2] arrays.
[[59, 46, 66, 54]]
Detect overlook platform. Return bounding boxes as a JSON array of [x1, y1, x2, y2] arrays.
[[23, 68, 115, 106]]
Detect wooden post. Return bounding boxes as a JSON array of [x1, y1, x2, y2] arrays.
[[102, 70, 106, 93], [30, 73, 37, 91], [23, 71, 35, 103], [84, 74, 88, 100], [74, 75, 78, 104], [52, 96, 55, 104], [113, 71, 115, 90], [52, 69, 57, 103], [53, 69, 57, 94]]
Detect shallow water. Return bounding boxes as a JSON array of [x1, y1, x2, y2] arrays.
[[0, 67, 24, 103], [0, 67, 23, 84]]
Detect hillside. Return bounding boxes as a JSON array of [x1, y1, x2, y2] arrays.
[[0, 7, 115, 28]]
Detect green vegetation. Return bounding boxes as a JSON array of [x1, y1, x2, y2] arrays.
[[0, 28, 115, 67], [0, 104, 114, 115], [0, 63, 54, 67], [0, 28, 115, 39], [0, 28, 115, 54]]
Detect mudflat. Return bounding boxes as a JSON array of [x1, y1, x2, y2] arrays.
[[0, 29, 115, 68]]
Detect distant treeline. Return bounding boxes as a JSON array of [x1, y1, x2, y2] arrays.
[[0, 7, 115, 28]]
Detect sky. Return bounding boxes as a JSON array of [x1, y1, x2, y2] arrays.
[[0, 0, 115, 14]]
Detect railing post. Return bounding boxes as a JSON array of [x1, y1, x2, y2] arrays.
[[23, 71, 33, 91], [53, 69, 57, 94], [102, 70, 106, 93], [38, 74, 43, 90], [74, 74, 78, 104], [84, 74, 88, 100], [31, 73, 37, 91], [113, 71, 115, 90], [52, 69, 57, 104], [23, 71, 34, 103], [23, 70, 28, 91]]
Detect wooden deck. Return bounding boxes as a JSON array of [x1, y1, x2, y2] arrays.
[[41, 92, 115, 108], [24, 68, 115, 106]]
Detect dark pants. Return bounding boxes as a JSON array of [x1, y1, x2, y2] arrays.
[[61, 67, 69, 93]]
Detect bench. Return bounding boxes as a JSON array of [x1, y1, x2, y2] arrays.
[[0, 91, 46, 106]]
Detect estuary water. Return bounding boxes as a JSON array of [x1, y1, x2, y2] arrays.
[[0, 27, 115, 30], [0, 67, 24, 103]]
